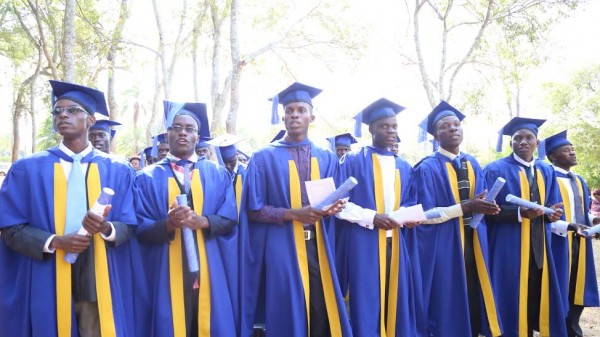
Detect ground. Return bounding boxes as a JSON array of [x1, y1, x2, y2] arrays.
[[580, 239, 600, 336]]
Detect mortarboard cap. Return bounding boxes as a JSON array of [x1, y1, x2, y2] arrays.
[[163, 100, 210, 138], [50, 80, 109, 116], [207, 134, 245, 160], [495, 117, 546, 152], [539, 130, 571, 160], [418, 100, 466, 140], [353, 98, 405, 137], [269, 82, 322, 125], [196, 136, 213, 149], [327, 133, 357, 152], [270, 130, 286, 143], [90, 119, 121, 134]]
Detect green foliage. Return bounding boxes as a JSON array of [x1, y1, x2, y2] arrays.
[[36, 116, 61, 151], [543, 64, 600, 188]]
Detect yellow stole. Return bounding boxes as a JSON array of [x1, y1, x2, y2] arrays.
[[288, 157, 343, 336], [167, 170, 212, 337], [557, 178, 587, 305], [445, 161, 501, 336], [371, 153, 401, 337], [54, 163, 116, 337], [517, 169, 551, 337]]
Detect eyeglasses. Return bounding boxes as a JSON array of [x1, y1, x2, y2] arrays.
[[169, 125, 198, 134], [51, 106, 88, 116]]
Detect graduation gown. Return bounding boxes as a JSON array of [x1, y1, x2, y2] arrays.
[[554, 170, 599, 308], [0, 148, 141, 337], [241, 139, 352, 337], [336, 145, 419, 337], [135, 157, 238, 337], [484, 155, 567, 337], [411, 152, 502, 337]]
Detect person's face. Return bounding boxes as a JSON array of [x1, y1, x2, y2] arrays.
[[52, 99, 95, 139], [549, 144, 577, 168], [511, 129, 539, 162], [224, 157, 238, 173], [237, 155, 248, 165], [149, 156, 158, 164], [196, 147, 211, 158], [130, 159, 141, 171], [89, 129, 110, 153], [390, 142, 399, 155], [157, 143, 169, 159], [594, 194, 600, 201], [434, 116, 463, 150], [283, 102, 314, 141], [369, 116, 398, 149], [167, 115, 199, 159], [335, 145, 350, 158]]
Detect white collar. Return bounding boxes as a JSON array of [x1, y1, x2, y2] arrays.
[[513, 153, 535, 168], [59, 141, 94, 157], [438, 147, 460, 161], [552, 165, 570, 175]]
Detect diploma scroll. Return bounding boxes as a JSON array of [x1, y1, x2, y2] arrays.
[[315, 177, 358, 210], [65, 187, 114, 264], [505, 194, 556, 215], [583, 224, 600, 237], [469, 177, 506, 229], [176, 194, 199, 273]]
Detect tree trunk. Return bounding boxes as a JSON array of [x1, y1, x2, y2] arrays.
[[62, 0, 76, 81], [227, 0, 241, 134]]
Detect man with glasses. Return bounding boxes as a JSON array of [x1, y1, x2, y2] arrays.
[[0, 80, 140, 337], [135, 100, 238, 336]]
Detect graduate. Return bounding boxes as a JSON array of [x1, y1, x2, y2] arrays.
[[242, 82, 351, 337], [89, 119, 121, 154], [135, 100, 238, 337], [326, 132, 357, 159], [151, 133, 169, 162], [195, 136, 213, 159], [0, 80, 141, 337], [483, 117, 565, 337], [208, 134, 247, 205], [390, 134, 400, 155], [141, 146, 154, 166], [542, 130, 600, 337], [335, 97, 419, 337], [411, 101, 502, 337]]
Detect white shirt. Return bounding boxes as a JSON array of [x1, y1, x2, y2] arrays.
[[44, 142, 116, 253], [337, 152, 396, 237]]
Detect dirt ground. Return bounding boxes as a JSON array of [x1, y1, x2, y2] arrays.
[[579, 240, 600, 336]]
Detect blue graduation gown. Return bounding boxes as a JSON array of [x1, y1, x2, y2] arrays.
[[484, 155, 567, 337], [135, 158, 238, 337], [336, 146, 418, 337], [411, 152, 502, 337], [0, 148, 141, 337], [554, 170, 599, 308], [241, 139, 352, 337]]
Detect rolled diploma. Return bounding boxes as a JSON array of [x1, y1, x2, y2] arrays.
[[505, 194, 556, 215], [469, 177, 506, 229], [316, 177, 358, 210], [176, 194, 199, 273], [65, 188, 114, 264]]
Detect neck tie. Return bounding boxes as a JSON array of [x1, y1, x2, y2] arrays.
[[65, 154, 87, 234], [525, 165, 534, 186], [177, 159, 192, 194], [453, 156, 462, 171], [568, 172, 586, 225]]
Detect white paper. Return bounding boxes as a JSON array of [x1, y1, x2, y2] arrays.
[[305, 178, 336, 207], [389, 204, 427, 223]]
